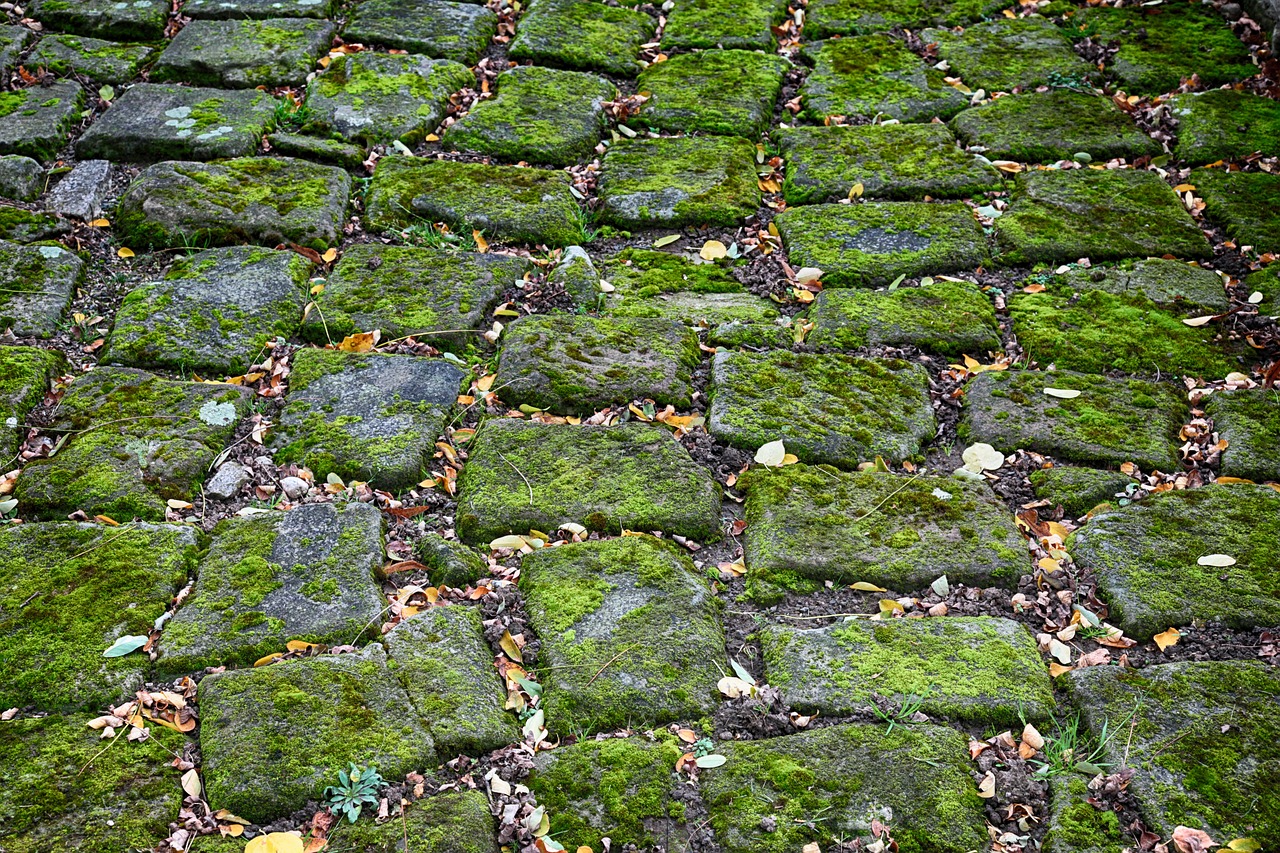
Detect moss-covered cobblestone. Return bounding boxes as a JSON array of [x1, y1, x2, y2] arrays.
[[29, 34, 156, 84], [508, 0, 654, 76], [1171, 89, 1280, 164], [1195, 168, 1280, 252], [151, 18, 336, 89], [805, 280, 1000, 354], [30, 0, 168, 41], [799, 36, 967, 122], [1203, 388, 1280, 483], [924, 16, 1094, 92], [346, 0, 497, 65], [633, 49, 789, 139]]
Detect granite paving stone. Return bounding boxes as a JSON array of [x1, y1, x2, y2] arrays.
[[0, 25, 34, 76], [799, 35, 968, 123], [662, 0, 788, 50], [29, 34, 157, 84], [1171, 88, 1280, 164], [346, 0, 498, 66], [0, 81, 84, 162], [266, 131, 366, 169], [923, 17, 1095, 92], [507, 0, 654, 77], [1195, 168, 1280, 252], [0, 239, 83, 337], [1029, 466, 1133, 517], [1049, 258, 1229, 313], [47, 159, 112, 221], [0, 205, 70, 242], [151, 18, 336, 89], [184, 0, 337, 18], [1203, 388, 1280, 482], [632, 49, 789, 139], [413, 534, 488, 588], [0, 345, 62, 461], [29, 0, 169, 41], [0, 155, 43, 201], [325, 790, 499, 852], [804, 280, 1001, 355]]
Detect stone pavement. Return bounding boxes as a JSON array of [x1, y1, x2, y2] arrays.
[[0, 1, 1277, 852]]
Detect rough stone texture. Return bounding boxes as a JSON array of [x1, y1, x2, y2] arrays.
[[993, 168, 1213, 265], [1029, 466, 1132, 517], [633, 49, 789, 139], [151, 18, 336, 89], [508, 0, 654, 77], [160, 502, 386, 672], [805, 280, 1000, 355], [205, 459, 251, 500], [267, 131, 366, 169], [549, 244, 599, 304], [47, 160, 112, 221], [741, 466, 1026, 602], [923, 17, 1094, 92], [199, 645, 436, 824], [521, 535, 723, 732], [0, 345, 63, 461], [75, 84, 277, 163], [663, 0, 788, 50], [15, 367, 253, 520], [301, 244, 526, 350], [1067, 661, 1280, 845], [1195, 168, 1280, 252], [29, 0, 169, 41], [414, 533, 488, 588], [275, 349, 463, 489], [0, 25, 34, 76], [103, 246, 310, 375], [775, 201, 989, 287], [1171, 89, 1280, 164], [1242, 0, 1280, 55], [0, 205, 69, 242], [949, 90, 1161, 163], [1069, 484, 1280, 639], [456, 419, 722, 543], [0, 81, 84, 162], [804, 0, 1001, 37], [116, 156, 351, 251], [962, 370, 1187, 471], [800, 35, 967, 123], [778, 123, 1000, 204], [365, 155, 583, 246], [28, 33, 156, 84], [1052, 258, 1229, 313], [496, 314, 701, 413], [1043, 774, 1130, 853], [0, 522, 198, 710], [0, 240, 83, 337], [185, 0, 336, 18], [384, 606, 519, 756], [709, 351, 935, 468], [326, 790, 500, 853], [0, 155, 42, 201], [1205, 388, 1280, 482], [761, 616, 1054, 724], [345, 0, 498, 65]]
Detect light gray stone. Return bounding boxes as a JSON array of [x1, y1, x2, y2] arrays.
[[0, 240, 83, 337], [48, 160, 112, 221], [549, 245, 599, 305], [0, 156, 43, 202], [205, 460, 252, 500]]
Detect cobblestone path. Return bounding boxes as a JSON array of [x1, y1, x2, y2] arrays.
[[1, 0, 1279, 851]]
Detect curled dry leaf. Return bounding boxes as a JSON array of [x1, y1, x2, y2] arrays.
[[1153, 627, 1181, 652], [1171, 826, 1217, 853], [1182, 316, 1214, 327], [977, 771, 996, 798], [717, 676, 756, 698]]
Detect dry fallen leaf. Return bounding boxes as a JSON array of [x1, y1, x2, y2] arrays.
[[1171, 826, 1217, 853], [754, 440, 786, 467], [700, 240, 727, 260], [977, 771, 996, 798], [1197, 554, 1236, 567], [1043, 387, 1081, 399], [962, 442, 1005, 472], [246, 833, 305, 853], [117, 247, 135, 258], [1182, 316, 1214, 327], [181, 768, 202, 798], [1153, 627, 1181, 652]]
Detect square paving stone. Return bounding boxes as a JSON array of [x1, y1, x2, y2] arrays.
[[1043, 775, 1130, 853], [0, 154, 42, 201], [16, 368, 251, 520], [598, 135, 760, 229], [496, 314, 700, 413], [275, 350, 464, 489], [185, 0, 337, 18], [963, 370, 1187, 471], [0, 239, 83, 337], [1069, 484, 1280, 639], [0, 25, 34, 76], [633, 50, 787, 139], [103, 246, 310, 376], [384, 606, 517, 757], [160, 502, 386, 673], [1051, 257, 1229, 313], [741, 466, 1026, 602], [267, 130, 366, 169], [116, 156, 351, 251], [779, 123, 1000, 205], [1067, 660, 1280, 845], [1030, 466, 1132, 518], [508, 0, 654, 77], [76, 84, 277, 163], [662, 0, 788, 50], [0, 345, 62, 460], [1171, 89, 1280, 165], [199, 644, 436, 824], [761, 616, 1054, 724], [414, 534, 488, 588], [152, 18, 336, 89], [302, 244, 527, 350], [0, 521, 199, 710], [307, 52, 472, 146], [346, 0, 498, 66], [709, 351, 935, 469], [993, 168, 1213, 265], [799, 35, 968, 123], [0, 713, 186, 853], [703, 724, 989, 853], [456, 419, 722, 543], [924, 16, 1094, 93], [29, 0, 169, 41], [521, 535, 724, 733], [805, 280, 1000, 355], [775, 201, 989, 288], [1204, 388, 1280, 483], [365, 156, 583, 246], [0, 81, 84, 162], [1195, 168, 1280, 252], [326, 789, 500, 852], [805, 0, 1001, 37], [950, 90, 1161, 163], [444, 65, 616, 167], [29, 34, 157, 84]]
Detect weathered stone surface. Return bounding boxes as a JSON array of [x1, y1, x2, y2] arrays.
[[205, 459, 251, 500], [1052, 258, 1229, 313], [15, 367, 252, 520], [104, 246, 310, 375], [0, 345, 62, 460], [804, 0, 1000, 37], [445, 65, 615, 166], [0, 240, 83, 337], [709, 351, 935, 468], [346, 0, 498, 65], [775, 201, 989, 287], [663, 0, 787, 50], [1196, 168, 1280, 252], [384, 606, 518, 756], [950, 90, 1161, 163], [496, 315, 701, 413], [365, 155, 582, 246], [185, 0, 336, 18], [0, 81, 83, 162], [76, 84, 277, 163], [1070, 484, 1280, 639], [779, 123, 999, 204], [0, 25, 34, 75], [47, 160, 111, 221], [1043, 774, 1130, 853], [199, 645, 436, 824], [549, 244, 599, 305], [456, 419, 722, 543], [116, 156, 351, 251], [151, 18, 336, 89], [29, 0, 168, 41], [521, 535, 723, 732], [28, 33, 156, 84], [266, 131, 366, 169], [741, 466, 1025, 602], [1029, 466, 1132, 517], [924, 17, 1094, 92], [633, 50, 788, 138], [1205, 388, 1280, 483], [963, 370, 1187, 471], [598, 135, 760, 228], [762, 616, 1054, 724], [302, 244, 524, 350], [414, 533, 488, 588], [0, 205, 69, 242], [508, 0, 654, 77], [328, 790, 499, 853], [0, 522, 198, 710], [1246, 265, 1280, 319], [307, 52, 472, 145], [1171, 89, 1280, 164], [994, 169, 1213, 264], [805, 280, 1000, 355], [1067, 660, 1280, 844], [0, 155, 42, 201], [703, 724, 989, 853], [275, 350, 463, 489], [800, 35, 967, 123]]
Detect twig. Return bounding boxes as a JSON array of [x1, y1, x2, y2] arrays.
[[852, 473, 923, 525], [586, 644, 638, 686], [497, 450, 533, 505], [68, 522, 139, 561]]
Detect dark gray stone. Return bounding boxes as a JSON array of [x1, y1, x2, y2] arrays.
[[0, 156, 42, 202], [922, 16, 1094, 92], [47, 160, 112, 221], [266, 131, 366, 170], [1055, 258, 1229, 313], [184, 0, 336, 18], [414, 533, 488, 588], [0, 240, 83, 337], [0, 206, 70, 242], [345, 0, 498, 65], [0, 81, 83, 162], [205, 460, 252, 500], [151, 18, 336, 89], [28, 33, 157, 84], [1204, 388, 1280, 483], [1029, 466, 1132, 517], [0, 26, 34, 76], [29, 0, 168, 41]]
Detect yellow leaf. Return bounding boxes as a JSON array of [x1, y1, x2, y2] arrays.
[[878, 598, 904, 615], [286, 640, 319, 653], [1215, 476, 1255, 485], [500, 630, 523, 662], [246, 832, 306, 853], [1153, 627, 1181, 651], [181, 768, 202, 798], [473, 230, 489, 253], [1037, 556, 1061, 573], [850, 581, 887, 592], [117, 247, 135, 258], [699, 240, 727, 260], [476, 374, 496, 392], [1049, 662, 1073, 678], [1174, 183, 1196, 193], [780, 453, 799, 465], [321, 248, 338, 263], [310, 281, 325, 296], [89, 217, 110, 227], [254, 653, 284, 667], [849, 182, 864, 199], [1182, 315, 1214, 327], [1226, 839, 1261, 852], [337, 331, 377, 352]]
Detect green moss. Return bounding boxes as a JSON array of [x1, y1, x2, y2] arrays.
[[1204, 388, 1280, 482], [1029, 466, 1132, 517], [799, 35, 967, 122], [0, 345, 64, 456], [0, 90, 28, 118], [1044, 775, 1126, 853], [1194, 168, 1280, 252], [924, 16, 1094, 92], [1170, 89, 1280, 164], [804, 0, 1000, 36], [412, 534, 488, 588], [0, 205, 65, 241], [508, 0, 655, 77], [633, 49, 789, 139], [805, 280, 1000, 355], [325, 789, 498, 853], [662, 0, 787, 50]]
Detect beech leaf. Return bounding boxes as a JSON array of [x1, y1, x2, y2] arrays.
[[103, 635, 148, 658]]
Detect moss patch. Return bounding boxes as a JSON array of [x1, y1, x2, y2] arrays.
[[1050, 257, 1228, 312], [1195, 168, 1280, 253], [0, 239, 83, 337], [29, 33, 156, 84], [599, 135, 761, 227], [1043, 775, 1128, 853], [804, 0, 1001, 37], [413, 534, 488, 588], [345, 0, 497, 65], [1029, 466, 1132, 517], [1171, 89, 1280, 165], [0, 81, 84, 162], [1203, 388, 1280, 482], [508, 0, 654, 77], [29, 0, 168, 41], [151, 18, 335, 89], [327, 789, 499, 853], [0, 344, 63, 459], [633, 49, 789, 139], [662, 0, 788, 49], [805, 280, 1000, 354], [799, 35, 968, 122], [924, 16, 1094, 92]]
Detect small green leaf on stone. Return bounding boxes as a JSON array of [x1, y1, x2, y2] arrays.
[[99, 85, 115, 102], [931, 574, 950, 597], [103, 634, 149, 658], [695, 754, 726, 768], [653, 234, 681, 248], [887, 273, 905, 291], [730, 658, 756, 685]]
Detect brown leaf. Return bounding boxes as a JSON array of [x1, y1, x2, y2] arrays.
[[1153, 627, 1181, 652], [1172, 826, 1217, 853]]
